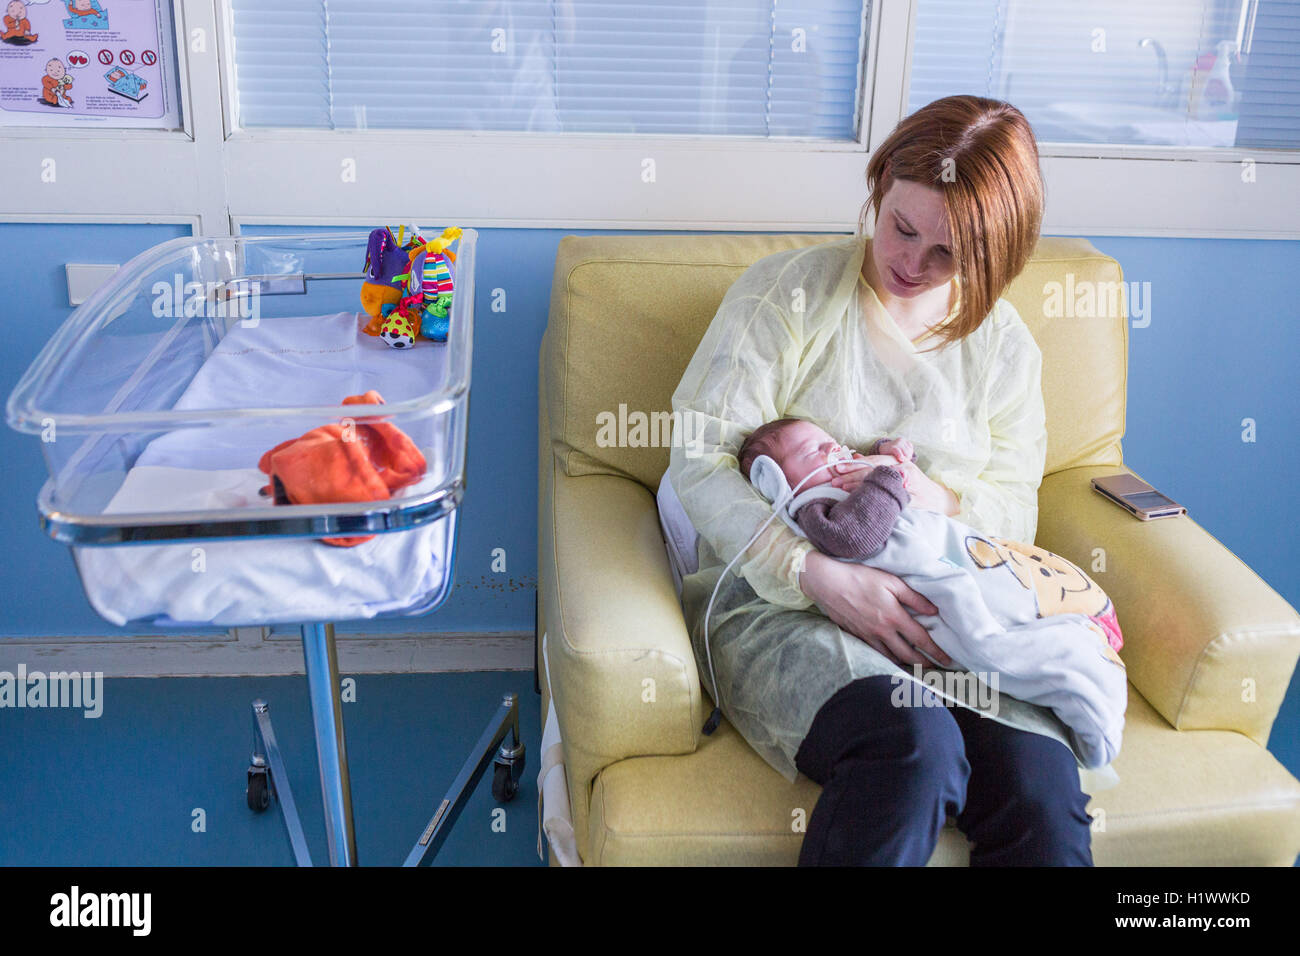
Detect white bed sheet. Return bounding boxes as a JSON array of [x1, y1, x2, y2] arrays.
[[74, 312, 455, 628]]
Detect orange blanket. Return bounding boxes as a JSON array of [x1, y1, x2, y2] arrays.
[[258, 390, 426, 547]]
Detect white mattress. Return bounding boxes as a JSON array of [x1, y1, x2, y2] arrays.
[[73, 312, 455, 628]]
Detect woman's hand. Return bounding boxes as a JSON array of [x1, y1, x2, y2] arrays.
[[832, 457, 958, 516], [829, 453, 897, 493], [895, 462, 959, 515], [798, 552, 952, 668]]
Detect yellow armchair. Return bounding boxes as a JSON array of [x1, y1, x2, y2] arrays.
[[537, 234, 1300, 866]]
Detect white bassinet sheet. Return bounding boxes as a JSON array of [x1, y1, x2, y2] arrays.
[[74, 312, 455, 627]]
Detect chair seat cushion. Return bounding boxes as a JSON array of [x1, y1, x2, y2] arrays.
[[586, 683, 1300, 866]]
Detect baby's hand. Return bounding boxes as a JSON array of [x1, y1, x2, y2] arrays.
[[830, 454, 897, 493], [876, 437, 914, 463]]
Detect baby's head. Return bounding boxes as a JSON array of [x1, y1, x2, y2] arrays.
[[46, 58, 65, 80], [72, 0, 93, 11], [9, 2, 27, 19], [739, 418, 847, 494]]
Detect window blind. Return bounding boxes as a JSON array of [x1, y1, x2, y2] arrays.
[[907, 0, 1300, 150], [228, 0, 869, 138]]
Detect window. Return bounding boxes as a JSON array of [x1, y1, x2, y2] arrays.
[[228, 0, 869, 139], [908, 0, 1300, 151], [8, 0, 1294, 236]]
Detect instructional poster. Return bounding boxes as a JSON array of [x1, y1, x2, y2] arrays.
[[0, 0, 179, 128]]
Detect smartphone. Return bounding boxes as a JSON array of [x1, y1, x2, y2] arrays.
[[1091, 473, 1186, 520]]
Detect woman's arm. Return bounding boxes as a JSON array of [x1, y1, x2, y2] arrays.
[[934, 306, 1047, 543], [669, 284, 815, 610]]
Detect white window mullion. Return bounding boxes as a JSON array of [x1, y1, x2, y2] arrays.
[[182, 0, 233, 236]]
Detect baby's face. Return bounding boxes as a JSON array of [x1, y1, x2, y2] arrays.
[[47, 59, 65, 80], [769, 421, 846, 492], [9, 2, 26, 19], [73, 0, 92, 11]]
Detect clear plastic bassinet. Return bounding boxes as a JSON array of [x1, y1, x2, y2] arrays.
[[6, 230, 476, 629]]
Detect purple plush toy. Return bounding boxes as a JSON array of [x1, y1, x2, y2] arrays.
[[360, 225, 425, 339]]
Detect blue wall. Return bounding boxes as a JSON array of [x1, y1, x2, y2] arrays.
[[0, 222, 192, 635], [1083, 235, 1300, 776], [2, 223, 1298, 775]]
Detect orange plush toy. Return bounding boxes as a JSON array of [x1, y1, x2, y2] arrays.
[[258, 390, 427, 547]]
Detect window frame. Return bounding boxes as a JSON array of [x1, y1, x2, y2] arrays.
[[1, 0, 1296, 239]]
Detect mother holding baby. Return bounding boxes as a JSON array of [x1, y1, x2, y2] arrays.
[[668, 95, 1094, 866]]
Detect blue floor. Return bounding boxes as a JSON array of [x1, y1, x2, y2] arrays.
[[0, 671, 543, 866]]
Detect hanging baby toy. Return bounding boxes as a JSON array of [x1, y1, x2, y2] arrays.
[[359, 225, 461, 348]]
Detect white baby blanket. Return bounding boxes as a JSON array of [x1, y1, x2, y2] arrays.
[[75, 313, 454, 628]]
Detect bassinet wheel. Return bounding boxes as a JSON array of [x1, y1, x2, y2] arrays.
[[247, 770, 271, 812], [491, 762, 518, 802]]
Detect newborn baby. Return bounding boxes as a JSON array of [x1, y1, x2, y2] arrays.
[[738, 417, 1127, 768]]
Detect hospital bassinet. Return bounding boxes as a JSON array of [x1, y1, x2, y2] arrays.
[[6, 231, 525, 865], [8, 232, 473, 627]]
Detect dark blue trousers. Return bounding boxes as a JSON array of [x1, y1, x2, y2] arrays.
[[793, 675, 1095, 866]]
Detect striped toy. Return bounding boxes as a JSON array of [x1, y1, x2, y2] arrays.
[[361, 225, 461, 348]]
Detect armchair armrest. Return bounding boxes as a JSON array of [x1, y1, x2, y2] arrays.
[[539, 462, 703, 858], [1036, 466, 1300, 747]]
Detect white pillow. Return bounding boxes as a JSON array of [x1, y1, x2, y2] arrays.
[[655, 464, 845, 599], [656, 470, 699, 598]]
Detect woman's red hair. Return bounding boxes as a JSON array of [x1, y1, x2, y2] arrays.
[[860, 95, 1045, 345]]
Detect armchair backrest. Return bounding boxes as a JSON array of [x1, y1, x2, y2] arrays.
[[542, 234, 1127, 492]]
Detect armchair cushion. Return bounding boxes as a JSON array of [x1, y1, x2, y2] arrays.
[[539, 460, 703, 861]]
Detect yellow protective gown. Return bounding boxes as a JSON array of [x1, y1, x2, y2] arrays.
[[670, 234, 1106, 785]]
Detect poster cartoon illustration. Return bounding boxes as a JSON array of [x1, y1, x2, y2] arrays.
[[0, 0, 177, 127], [41, 55, 71, 105], [62, 0, 108, 30], [2, 1, 39, 43], [104, 63, 144, 100]]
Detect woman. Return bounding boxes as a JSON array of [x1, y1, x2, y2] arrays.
[[669, 95, 1095, 866]]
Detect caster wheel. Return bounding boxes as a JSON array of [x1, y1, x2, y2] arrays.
[[247, 771, 271, 812], [491, 762, 518, 802]]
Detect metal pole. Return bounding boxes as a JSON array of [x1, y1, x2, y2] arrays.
[[404, 693, 523, 867], [250, 700, 314, 867], [300, 622, 358, 866]]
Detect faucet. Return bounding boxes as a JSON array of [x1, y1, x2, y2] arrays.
[[1138, 38, 1175, 109]]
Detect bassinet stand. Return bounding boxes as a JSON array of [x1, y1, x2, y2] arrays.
[[246, 621, 525, 867], [40, 485, 525, 868]]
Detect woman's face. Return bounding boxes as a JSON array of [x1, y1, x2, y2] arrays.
[[869, 179, 955, 299]]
